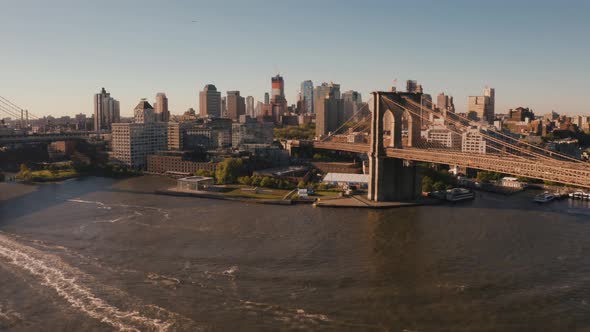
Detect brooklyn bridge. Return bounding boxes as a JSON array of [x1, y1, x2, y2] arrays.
[[313, 91, 590, 201]]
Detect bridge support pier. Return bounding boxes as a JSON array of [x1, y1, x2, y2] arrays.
[[368, 157, 422, 202]]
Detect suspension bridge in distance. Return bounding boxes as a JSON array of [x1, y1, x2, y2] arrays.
[[314, 91, 590, 202], [0, 95, 92, 144]]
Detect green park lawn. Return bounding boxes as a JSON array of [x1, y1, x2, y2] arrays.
[[29, 169, 79, 182], [222, 186, 291, 200]]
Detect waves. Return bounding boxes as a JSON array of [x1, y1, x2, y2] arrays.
[[67, 198, 171, 222], [0, 304, 23, 329], [0, 233, 202, 331]]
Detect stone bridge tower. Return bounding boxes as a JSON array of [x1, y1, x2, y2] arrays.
[[367, 92, 423, 202]]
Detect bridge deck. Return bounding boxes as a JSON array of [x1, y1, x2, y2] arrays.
[[313, 141, 590, 189]]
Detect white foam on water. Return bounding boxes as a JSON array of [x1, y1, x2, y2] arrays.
[[0, 305, 23, 327], [68, 199, 170, 221], [0, 234, 202, 332], [222, 266, 239, 276], [240, 300, 331, 324]]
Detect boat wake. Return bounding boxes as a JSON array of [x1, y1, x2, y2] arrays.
[[67, 199, 171, 221], [0, 233, 204, 331]]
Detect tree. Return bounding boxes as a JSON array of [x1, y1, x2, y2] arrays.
[[476, 171, 502, 183], [195, 169, 214, 178], [297, 181, 306, 188], [260, 177, 273, 188], [215, 158, 244, 184], [422, 176, 434, 192], [433, 181, 446, 192], [251, 176, 261, 187], [238, 176, 252, 186], [17, 163, 32, 181]]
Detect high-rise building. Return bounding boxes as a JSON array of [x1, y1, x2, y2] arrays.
[[246, 96, 255, 117], [199, 84, 221, 118], [93, 87, 120, 132], [255, 101, 263, 118], [112, 99, 167, 169], [436, 92, 455, 116], [270, 75, 287, 124], [271, 75, 285, 99], [468, 87, 495, 124], [154, 92, 170, 122], [316, 91, 344, 138], [221, 96, 227, 118], [134, 99, 156, 123], [484, 87, 495, 121], [227, 91, 246, 121], [264, 92, 270, 104], [406, 80, 423, 94], [301, 80, 314, 114], [342, 90, 362, 120], [313, 82, 340, 116], [75, 113, 87, 131]]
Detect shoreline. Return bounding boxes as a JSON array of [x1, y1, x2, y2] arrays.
[[155, 188, 440, 209]]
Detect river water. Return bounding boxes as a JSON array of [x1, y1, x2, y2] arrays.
[[1, 176, 590, 331]]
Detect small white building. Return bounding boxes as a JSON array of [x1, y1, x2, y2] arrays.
[[500, 177, 527, 189], [177, 176, 214, 191], [322, 173, 369, 189]]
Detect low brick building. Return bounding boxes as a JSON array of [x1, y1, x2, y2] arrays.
[[147, 153, 217, 175]]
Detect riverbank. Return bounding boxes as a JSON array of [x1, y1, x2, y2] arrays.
[[156, 188, 294, 205], [314, 194, 442, 209]]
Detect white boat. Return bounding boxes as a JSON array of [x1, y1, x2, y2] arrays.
[[534, 192, 555, 203], [569, 191, 590, 200], [445, 188, 475, 202]]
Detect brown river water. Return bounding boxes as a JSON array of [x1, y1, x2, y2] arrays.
[[1, 175, 590, 331]]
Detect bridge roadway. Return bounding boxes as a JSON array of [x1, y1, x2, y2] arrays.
[[313, 141, 590, 189], [0, 132, 92, 144]]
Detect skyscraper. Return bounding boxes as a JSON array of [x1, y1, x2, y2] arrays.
[[468, 87, 495, 124], [199, 84, 221, 118], [134, 99, 156, 123], [406, 80, 423, 93], [271, 75, 285, 99], [316, 91, 344, 138], [270, 75, 287, 124], [154, 92, 170, 122], [300, 80, 314, 114], [264, 92, 270, 104], [93, 87, 120, 132], [227, 91, 246, 121], [436, 93, 456, 114], [484, 87, 495, 120], [246, 96, 255, 117], [313, 82, 340, 117], [342, 90, 362, 120], [112, 99, 167, 169]]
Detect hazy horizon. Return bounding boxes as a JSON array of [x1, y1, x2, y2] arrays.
[[1, 0, 588, 118]]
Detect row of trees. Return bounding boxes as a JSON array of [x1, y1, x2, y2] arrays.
[[238, 176, 295, 190], [273, 124, 315, 140]]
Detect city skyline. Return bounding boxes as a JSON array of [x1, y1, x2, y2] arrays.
[[1, 0, 589, 117]]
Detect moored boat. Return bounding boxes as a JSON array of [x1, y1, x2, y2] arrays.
[[569, 191, 590, 200], [534, 191, 555, 203], [445, 188, 475, 202]]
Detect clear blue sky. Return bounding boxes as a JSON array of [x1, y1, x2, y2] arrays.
[[0, 0, 588, 118]]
